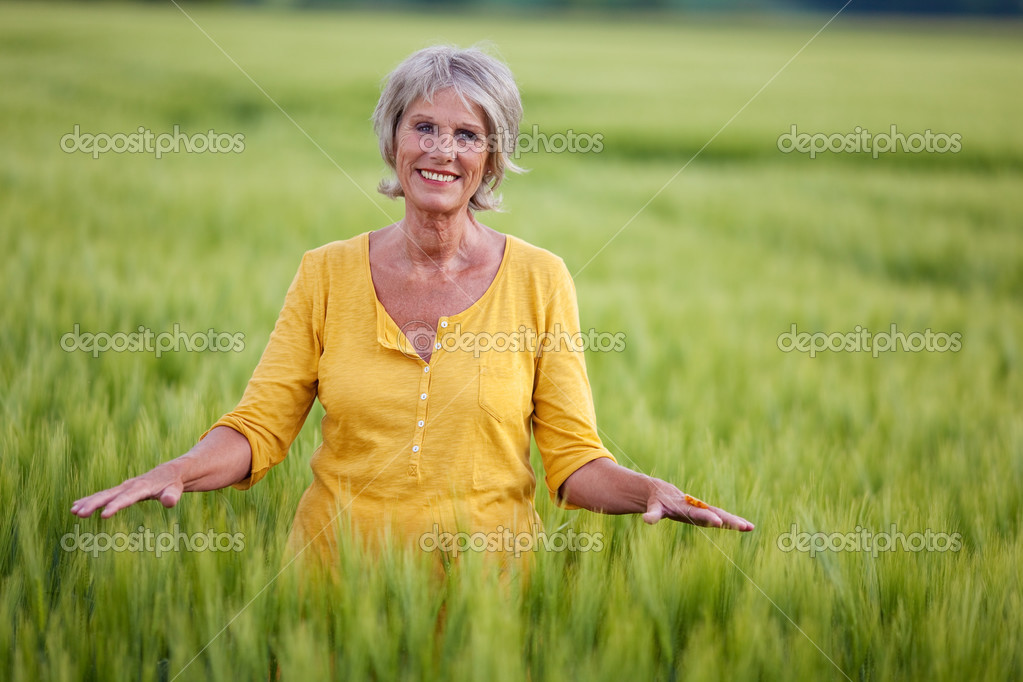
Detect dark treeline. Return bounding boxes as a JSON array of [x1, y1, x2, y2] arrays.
[[804, 0, 1022, 13], [72, 0, 1023, 15]]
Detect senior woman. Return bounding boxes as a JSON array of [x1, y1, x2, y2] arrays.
[[71, 45, 753, 564]]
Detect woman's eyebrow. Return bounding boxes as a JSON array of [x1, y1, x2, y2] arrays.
[[405, 112, 484, 132]]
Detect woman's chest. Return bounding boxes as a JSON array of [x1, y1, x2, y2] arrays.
[[373, 273, 498, 362]]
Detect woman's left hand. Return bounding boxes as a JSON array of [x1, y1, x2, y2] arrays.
[[559, 457, 754, 532], [641, 477, 754, 531]]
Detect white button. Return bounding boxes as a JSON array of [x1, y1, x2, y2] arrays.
[[420, 393, 427, 400], [423, 366, 430, 373], [412, 445, 420, 452], [417, 420, 424, 427], [434, 342, 441, 350], [440, 320, 448, 328]]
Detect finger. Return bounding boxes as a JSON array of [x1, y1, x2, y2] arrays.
[[708, 506, 755, 532], [99, 485, 160, 518], [678, 495, 726, 527], [642, 500, 665, 525], [158, 482, 183, 508], [89, 480, 157, 518], [71, 492, 109, 516], [675, 506, 723, 528], [649, 496, 725, 528], [99, 495, 134, 519], [71, 486, 127, 517], [99, 495, 142, 519]]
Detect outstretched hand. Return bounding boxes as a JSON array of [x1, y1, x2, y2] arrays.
[[559, 457, 754, 531], [70, 464, 184, 519], [69, 426, 252, 520], [641, 478, 754, 531]]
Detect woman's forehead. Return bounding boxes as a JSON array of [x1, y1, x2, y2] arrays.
[[403, 87, 487, 128]]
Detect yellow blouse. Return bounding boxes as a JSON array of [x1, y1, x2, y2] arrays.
[[204, 231, 615, 561]]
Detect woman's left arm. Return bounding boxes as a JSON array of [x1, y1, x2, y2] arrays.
[[559, 457, 754, 531]]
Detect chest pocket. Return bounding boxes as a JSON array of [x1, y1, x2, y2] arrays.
[[478, 357, 531, 423]]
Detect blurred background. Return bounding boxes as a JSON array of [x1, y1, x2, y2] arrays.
[[2, 1, 1021, 680], [34, 0, 1023, 15]]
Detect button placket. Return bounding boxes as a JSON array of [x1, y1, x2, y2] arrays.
[[408, 363, 431, 479], [408, 316, 449, 480], [436, 317, 452, 354]]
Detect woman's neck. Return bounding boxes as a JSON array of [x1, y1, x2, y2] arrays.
[[397, 206, 481, 274]]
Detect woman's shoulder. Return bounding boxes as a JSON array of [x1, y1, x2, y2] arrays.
[[504, 233, 572, 285], [292, 232, 369, 277], [305, 232, 368, 260]]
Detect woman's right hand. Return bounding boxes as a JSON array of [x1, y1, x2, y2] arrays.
[[71, 462, 186, 519], [70, 426, 252, 519]]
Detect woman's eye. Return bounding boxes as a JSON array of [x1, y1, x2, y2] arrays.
[[456, 130, 479, 141], [416, 123, 435, 134]]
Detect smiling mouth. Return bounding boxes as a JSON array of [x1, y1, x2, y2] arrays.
[[418, 169, 459, 183]]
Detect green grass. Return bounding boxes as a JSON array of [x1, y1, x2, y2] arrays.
[[2, 2, 1022, 680]]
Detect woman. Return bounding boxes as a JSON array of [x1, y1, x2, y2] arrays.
[[71, 45, 753, 564]]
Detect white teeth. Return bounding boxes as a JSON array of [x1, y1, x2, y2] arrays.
[[420, 170, 457, 182]]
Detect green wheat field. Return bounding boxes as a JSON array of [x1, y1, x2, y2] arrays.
[[2, 2, 1021, 680]]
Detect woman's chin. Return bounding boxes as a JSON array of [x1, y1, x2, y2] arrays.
[[404, 195, 469, 217]]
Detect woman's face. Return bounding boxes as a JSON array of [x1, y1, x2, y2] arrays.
[[393, 87, 490, 216]]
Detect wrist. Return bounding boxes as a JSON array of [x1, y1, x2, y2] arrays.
[[633, 473, 661, 511], [157, 457, 190, 489]]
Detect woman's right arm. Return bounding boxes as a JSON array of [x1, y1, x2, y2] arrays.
[[73, 246, 326, 518], [70, 426, 252, 519]]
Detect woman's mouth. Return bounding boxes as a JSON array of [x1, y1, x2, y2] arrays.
[[418, 169, 459, 183]]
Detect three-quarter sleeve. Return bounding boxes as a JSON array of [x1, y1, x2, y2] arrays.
[[202, 249, 324, 489], [531, 261, 616, 508]]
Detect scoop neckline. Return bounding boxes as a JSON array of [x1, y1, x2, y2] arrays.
[[361, 229, 513, 327]]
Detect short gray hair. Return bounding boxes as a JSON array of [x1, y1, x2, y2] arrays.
[[372, 45, 525, 213]]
